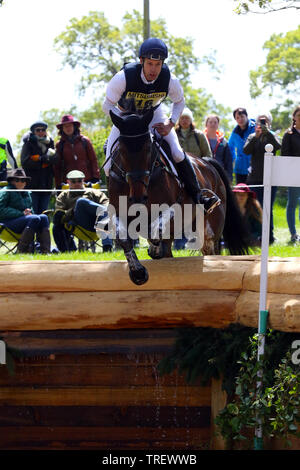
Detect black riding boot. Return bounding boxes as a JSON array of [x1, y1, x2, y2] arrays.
[[17, 227, 35, 253], [176, 155, 221, 214], [37, 228, 51, 254]]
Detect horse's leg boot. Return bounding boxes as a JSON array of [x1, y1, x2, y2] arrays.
[[17, 227, 35, 253], [176, 155, 221, 214]]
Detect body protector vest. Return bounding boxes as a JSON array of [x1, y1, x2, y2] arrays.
[[118, 62, 171, 114]]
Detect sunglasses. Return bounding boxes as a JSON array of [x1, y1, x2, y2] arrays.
[[12, 178, 27, 182], [35, 128, 46, 132], [69, 179, 84, 183]]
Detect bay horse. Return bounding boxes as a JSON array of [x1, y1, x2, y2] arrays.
[[107, 108, 249, 285]]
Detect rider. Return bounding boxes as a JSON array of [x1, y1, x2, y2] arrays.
[[102, 37, 220, 214]]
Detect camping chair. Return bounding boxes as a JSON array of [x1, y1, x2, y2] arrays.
[[64, 222, 102, 253], [0, 224, 21, 254]]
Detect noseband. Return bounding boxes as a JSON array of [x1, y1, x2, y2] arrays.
[[118, 130, 159, 187]]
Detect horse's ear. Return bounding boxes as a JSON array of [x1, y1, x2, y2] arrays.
[[109, 110, 124, 131], [142, 108, 154, 128]]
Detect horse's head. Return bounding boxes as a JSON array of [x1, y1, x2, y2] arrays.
[[110, 108, 154, 204]]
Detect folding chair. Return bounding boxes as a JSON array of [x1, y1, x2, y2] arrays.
[[64, 222, 102, 253], [0, 224, 21, 254]]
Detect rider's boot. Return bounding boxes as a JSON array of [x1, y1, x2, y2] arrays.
[[176, 154, 221, 214]]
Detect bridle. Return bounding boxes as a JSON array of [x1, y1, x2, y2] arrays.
[[116, 130, 162, 189]]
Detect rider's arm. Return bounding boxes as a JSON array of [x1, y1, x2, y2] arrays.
[[168, 75, 185, 125], [102, 70, 126, 116]]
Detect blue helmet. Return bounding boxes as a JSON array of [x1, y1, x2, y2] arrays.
[[139, 37, 168, 60]]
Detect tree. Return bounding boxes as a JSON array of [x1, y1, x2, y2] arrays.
[[54, 9, 220, 94], [53, 9, 231, 131], [249, 26, 300, 99], [234, 0, 300, 14]]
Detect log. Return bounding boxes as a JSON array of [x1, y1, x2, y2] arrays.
[[0, 290, 238, 330], [243, 259, 300, 295], [0, 385, 211, 406], [0, 256, 254, 293], [236, 290, 300, 332]]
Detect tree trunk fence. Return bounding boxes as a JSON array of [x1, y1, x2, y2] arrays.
[[0, 255, 299, 450]]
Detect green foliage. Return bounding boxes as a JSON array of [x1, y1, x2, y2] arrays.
[[157, 324, 257, 396], [158, 325, 300, 449], [249, 26, 300, 98], [270, 99, 295, 134], [54, 9, 204, 93], [53, 8, 227, 129], [234, 0, 300, 14], [215, 330, 300, 449]]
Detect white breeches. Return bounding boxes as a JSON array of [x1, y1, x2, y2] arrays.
[[104, 107, 185, 176]]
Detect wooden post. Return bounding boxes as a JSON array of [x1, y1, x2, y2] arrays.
[[210, 377, 227, 450]]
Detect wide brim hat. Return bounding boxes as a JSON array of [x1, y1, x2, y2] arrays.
[[7, 168, 31, 182], [233, 183, 256, 198], [56, 114, 81, 130]]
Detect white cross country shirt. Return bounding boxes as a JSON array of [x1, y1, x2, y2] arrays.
[[103, 67, 185, 123]]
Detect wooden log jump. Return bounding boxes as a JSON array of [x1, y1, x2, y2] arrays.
[[1, 255, 300, 332]]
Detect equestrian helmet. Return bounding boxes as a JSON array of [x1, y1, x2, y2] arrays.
[[139, 38, 168, 60]]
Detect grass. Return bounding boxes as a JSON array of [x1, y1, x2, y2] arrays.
[[1, 199, 300, 261]]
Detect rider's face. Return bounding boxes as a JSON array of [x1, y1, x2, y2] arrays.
[[141, 58, 163, 82]]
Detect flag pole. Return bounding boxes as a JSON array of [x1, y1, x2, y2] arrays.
[[254, 143, 274, 450]]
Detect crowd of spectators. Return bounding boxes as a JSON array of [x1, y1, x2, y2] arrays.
[[0, 103, 300, 254]]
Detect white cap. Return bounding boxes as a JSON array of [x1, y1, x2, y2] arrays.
[[66, 170, 85, 179], [181, 107, 194, 121]]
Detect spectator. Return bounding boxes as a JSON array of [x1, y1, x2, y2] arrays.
[[54, 115, 100, 189], [175, 108, 212, 158], [0, 168, 51, 253], [232, 183, 262, 247], [173, 108, 212, 250], [244, 112, 281, 244], [281, 105, 300, 244], [0, 137, 18, 181], [228, 107, 256, 184], [21, 121, 57, 214], [204, 114, 233, 181], [52, 170, 112, 253]]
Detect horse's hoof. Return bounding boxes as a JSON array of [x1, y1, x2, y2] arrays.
[[129, 267, 149, 285]]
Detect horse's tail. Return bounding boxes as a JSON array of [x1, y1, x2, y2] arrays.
[[203, 157, 250, 255]]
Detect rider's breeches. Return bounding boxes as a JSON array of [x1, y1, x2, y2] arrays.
[[104, 109, 185, 176]]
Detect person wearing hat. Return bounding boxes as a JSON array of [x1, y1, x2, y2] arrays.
[[232, 183, 263, 247], [52, 169, 112, 253], [176, 108, 212, 158], [243, 112, 281, 244], [228, 107, 256, 184], [102, 37, 220, 215], [173, 107, 213, 249], [0, 168, 51, 253], [54, 115, 100, 189], [21, 120, 57, 214]]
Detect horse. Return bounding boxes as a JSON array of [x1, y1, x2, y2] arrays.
[[107, 108, 250, 285]]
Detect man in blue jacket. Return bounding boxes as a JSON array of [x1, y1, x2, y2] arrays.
[[228, 108, 256, 184]]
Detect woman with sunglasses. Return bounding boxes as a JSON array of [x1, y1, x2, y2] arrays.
[[0, 168, 51, 253], [21, 121, 57, 214]]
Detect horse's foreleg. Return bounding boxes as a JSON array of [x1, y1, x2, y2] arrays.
[[115, 216, 149, 285]]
